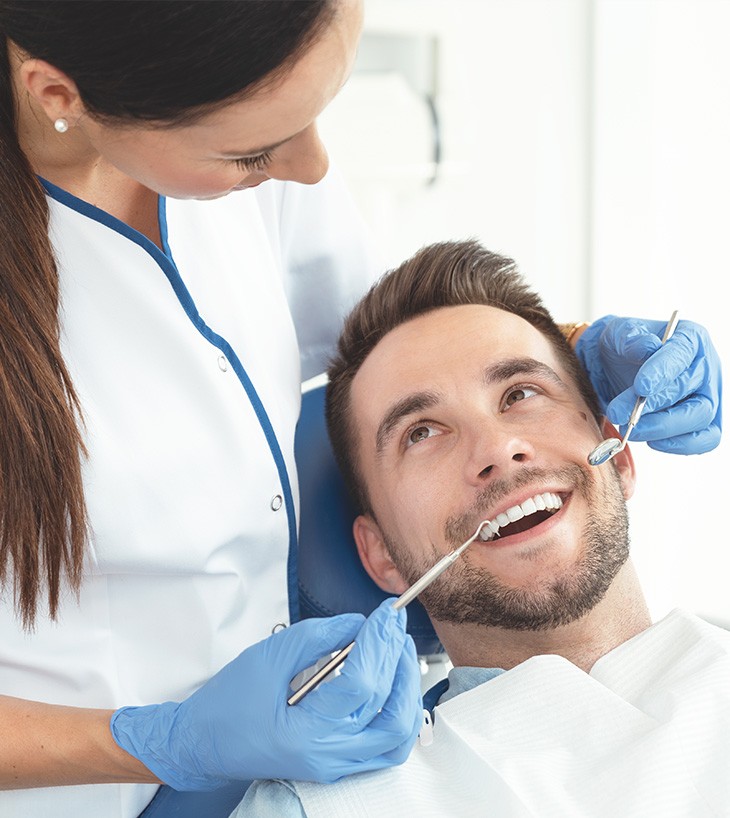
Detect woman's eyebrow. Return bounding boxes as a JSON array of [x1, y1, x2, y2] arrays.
[[375, 391, 442, 455], [218, 135, 293, 158]]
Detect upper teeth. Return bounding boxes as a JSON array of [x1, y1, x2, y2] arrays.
[[478, 492, 563, 541]]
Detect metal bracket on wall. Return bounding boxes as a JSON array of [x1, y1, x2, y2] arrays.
[[354, 32, 441, 185]]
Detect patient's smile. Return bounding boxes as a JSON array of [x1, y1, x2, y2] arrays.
[[477, 492, 566, 542]]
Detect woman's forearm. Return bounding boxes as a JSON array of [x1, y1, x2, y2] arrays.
[[558, 321, 591, 349], [0, 695, 159, 789]]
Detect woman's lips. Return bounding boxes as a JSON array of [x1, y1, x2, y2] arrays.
[[232, 179, 265, 191]]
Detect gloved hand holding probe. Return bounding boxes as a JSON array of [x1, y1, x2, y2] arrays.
[[110, 600, 422, 791], [576, 315, 722, 454]]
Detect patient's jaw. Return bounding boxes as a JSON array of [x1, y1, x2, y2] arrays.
[[350, 305, 648, 660]]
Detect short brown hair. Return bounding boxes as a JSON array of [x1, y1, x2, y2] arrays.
[[326, 239, 602, 514]]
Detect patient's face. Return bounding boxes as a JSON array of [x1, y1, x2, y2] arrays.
[[350, 305, 633, 630]]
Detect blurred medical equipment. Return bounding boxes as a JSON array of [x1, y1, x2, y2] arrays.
[[588, 310, 680, 466], [318, 32, 441, 187], [288, 517, 491, 706]]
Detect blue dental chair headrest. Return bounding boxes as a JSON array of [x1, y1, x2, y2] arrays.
[[295, 381, 443, 656]]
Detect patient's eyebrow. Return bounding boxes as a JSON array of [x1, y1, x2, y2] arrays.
[[375, 391, 442, 455], [374, 359, 566, 455], [483, 357, 567, 389]]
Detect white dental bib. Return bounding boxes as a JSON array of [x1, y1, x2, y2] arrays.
[[292, 610, 730, 817]]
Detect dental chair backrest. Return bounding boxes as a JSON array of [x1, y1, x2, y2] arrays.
[[296, 379, 443, 656]]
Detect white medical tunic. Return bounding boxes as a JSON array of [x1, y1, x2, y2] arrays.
[[0, 169, 379, 818]]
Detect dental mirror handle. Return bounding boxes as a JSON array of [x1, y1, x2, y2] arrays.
[[618, 310, 680, 447], [618, 396, 647, 447], [287, 524, 486, 706]]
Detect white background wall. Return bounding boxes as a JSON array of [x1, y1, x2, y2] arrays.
[[319, 0, 730, 626]]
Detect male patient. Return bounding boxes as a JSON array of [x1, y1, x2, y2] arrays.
[[236, 240, 730, 817]]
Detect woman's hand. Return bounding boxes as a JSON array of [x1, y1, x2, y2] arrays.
[[576, 315, 722, 454], [110, 599, 423, 791]]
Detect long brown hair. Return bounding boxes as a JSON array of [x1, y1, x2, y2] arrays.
[[0, 0, 334, 628], [0, 42, 87, 630], [326, 239, 602, 514]]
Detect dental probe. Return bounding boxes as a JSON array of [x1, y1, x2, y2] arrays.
[[587, 310, 680, 467], [287, 519, 493, 706]]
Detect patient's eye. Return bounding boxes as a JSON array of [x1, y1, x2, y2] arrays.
[[502, 385, 539, 411], [406, 424, 439, 447]]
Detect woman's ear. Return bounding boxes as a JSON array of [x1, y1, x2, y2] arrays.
[[15, 51, 85, 125], [600, 417, 637, 500], [353, 515, 409, 595]]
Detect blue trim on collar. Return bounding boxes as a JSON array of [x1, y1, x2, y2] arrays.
[[39, 176, 174, 262], [158, 195, 172, 259], [422, 677, 450, 716], [41, 177, 300, 624]]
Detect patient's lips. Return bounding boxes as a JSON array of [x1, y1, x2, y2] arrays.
[[477, 492, 564, 542]]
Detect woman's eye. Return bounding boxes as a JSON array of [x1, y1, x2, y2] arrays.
[[502, 385, 539, 410], [233, 150, 274, 172], [406, 424, 439, 447]]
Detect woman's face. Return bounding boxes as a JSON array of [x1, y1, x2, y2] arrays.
[[78, 0, 363, 199]]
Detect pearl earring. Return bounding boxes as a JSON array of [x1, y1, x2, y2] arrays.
[[54, 118, 69, 133]]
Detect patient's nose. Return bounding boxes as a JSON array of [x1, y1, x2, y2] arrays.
[[466, 427, 536, 485]]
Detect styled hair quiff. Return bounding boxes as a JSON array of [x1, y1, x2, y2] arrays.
[[326, 239, 602, 514]]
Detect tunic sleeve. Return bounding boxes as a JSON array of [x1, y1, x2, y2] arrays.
[[259, 165, 384, 381]]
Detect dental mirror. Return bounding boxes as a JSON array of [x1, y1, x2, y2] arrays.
[[587, 310, 680, 467], [588, 437, 623, 467]]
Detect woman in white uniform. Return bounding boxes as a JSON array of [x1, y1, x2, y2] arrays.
[[0, 2, 721, 817]]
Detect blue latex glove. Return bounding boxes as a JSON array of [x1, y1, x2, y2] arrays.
[[111, 599, 422, 791], [576, 315, 722, 454]]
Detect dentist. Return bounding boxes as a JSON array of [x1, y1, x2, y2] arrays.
[[0, 2, 721, 818]]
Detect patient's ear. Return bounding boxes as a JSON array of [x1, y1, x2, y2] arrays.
[[600, 417, 636, 500], [353, 514, 409, 595]]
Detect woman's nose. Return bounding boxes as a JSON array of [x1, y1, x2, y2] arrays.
[[268, 123, 329, 185]]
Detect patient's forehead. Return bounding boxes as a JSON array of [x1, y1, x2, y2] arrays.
[[351, 304, 566, 434]]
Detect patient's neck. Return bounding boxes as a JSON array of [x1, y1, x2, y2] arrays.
[[434, 561, 651, 673]]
